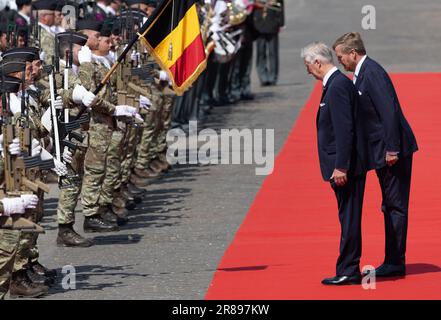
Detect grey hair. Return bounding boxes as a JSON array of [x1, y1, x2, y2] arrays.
[[301, 42, 334, 64]]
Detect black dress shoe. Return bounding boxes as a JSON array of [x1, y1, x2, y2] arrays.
[[321, 275, 362, 285], [363, 264, 406, 277], [84, 215, 119, 233]]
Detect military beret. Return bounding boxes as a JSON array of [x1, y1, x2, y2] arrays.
[[0, 61, 27, 76], [125, 0, 149, 6], [147, 0, 157, 7], [0, 76, 22, 93], [32, 0, 57, 11], [100, 23, 113, 37], [1, 48, 39, 62], [76, 19, 103, 32], [56, 31, 88, 46], [16, 0, 32, 7]]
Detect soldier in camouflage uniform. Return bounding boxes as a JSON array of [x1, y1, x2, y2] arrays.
[[0, 62, 48, 299], [77, 19, 141, 232], [55, 31, 96, 247], [33, 0, 56, 66]]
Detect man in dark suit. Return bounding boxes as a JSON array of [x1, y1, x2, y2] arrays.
[[333, 32, 418, 277], [302, 42, 367, 285]]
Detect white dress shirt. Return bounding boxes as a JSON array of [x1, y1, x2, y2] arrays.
[[322, 66, 338, 88], [353, 55, 367, 84]]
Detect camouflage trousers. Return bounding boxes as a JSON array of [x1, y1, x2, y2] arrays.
[[0, 229, 20, 299], [134, 108, 159, 170], [81, 121, 113, 217], [99, 125, 125, 206], [120, 124, 140, 185], [57, 147, 87, 225], [13, 190, 44, 272], [155, 93, 175, 155]]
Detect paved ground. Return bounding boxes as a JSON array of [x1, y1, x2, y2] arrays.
[[34, 0, 440, 299]]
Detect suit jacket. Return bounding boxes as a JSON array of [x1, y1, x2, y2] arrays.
[[317, 70, 365, 181], [355, 57, 418, 170]]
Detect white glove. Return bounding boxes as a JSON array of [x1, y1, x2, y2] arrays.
[[159, 70, 170, 82], [63, 148, 73, 164], [31, 139, 42, 156], [1, 197, 26, 216], [72, 85, 96, 107], [139, 95, 152, 110], [49, 96, 63, 110], [78, 45, 92, 64], [20, 194, 39, 209], [134, 113, 144, 123], [114, 105, 137, 117], [52, 158, 68, 177], [9, 138, 21, 156]]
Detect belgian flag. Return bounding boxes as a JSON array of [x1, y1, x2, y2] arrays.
[[138, 0, 207, 95]]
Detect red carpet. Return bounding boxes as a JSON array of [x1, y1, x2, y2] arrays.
[[206, 73, 441, 300]]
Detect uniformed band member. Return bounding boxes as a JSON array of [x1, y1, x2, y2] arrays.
[[253, 0, 284, 86]]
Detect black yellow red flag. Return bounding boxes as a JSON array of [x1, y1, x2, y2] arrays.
[[138, 0, 207, 95]]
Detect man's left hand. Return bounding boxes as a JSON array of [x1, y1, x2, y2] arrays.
[[331, 169, 348, 187]]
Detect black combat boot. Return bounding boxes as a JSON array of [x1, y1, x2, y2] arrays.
[[83, 214, 119, 233]]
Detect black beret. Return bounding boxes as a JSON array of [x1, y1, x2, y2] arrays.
[[32, 0, 57, 11], [57, 31, 88, 46], [125, 0, 149, 6], [0, 61, 27, 76], [147, 0, 157, 7], [16, 0, 32, 7], [1, 48, 39, 62], [76, 19, 103, 32], [0, 76, 23, 93], [100, 24, 112, 37]]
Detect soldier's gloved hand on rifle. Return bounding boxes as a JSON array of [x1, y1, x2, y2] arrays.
[[114, 105, 144, 123], [31, 138, 42, 156], [40, 148, 68, 177], [9, 138, 21, 155], [63, 148, 73, 164], [53, 158, 68, 177], [139, 95, 152, 110], [0, 194, 38, 216], [0, 136, 21, 157], [72, 85, 96, 108], [20, 194, 39, 209], [159, 70, 170, 82], [78, 45, 93, 64], [49, 96, 63, 110], [1, 197, 26, 216]]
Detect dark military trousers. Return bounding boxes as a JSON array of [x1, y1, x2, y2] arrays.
[[256, 33, 279, 85], [230, 42, 253, 100]]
